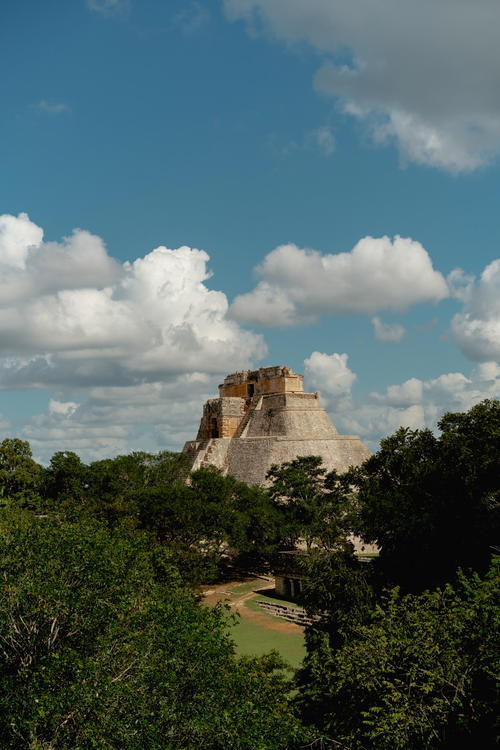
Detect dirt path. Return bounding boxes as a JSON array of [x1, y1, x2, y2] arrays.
[[201, 579, 304, 634]]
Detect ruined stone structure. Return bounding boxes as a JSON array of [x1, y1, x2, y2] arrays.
[[183, 365, 370, 485]]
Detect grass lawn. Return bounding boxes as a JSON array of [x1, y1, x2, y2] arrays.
[[204, 579, 307, 670], [230, 612, 306, 671]]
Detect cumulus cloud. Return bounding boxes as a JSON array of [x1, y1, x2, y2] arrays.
[[370, 377, 425, 409], [366, 365, 500, 434], [224, 0, 500, 171], [22, 375, 218, 463], [0, 213, 264, 462], [231, 235, 448, 326], [304, 351, 356, 412], [0, 214, 121, 306], [0, 213, 265, 388], [348, 364, 500, 448], [303, 350, 500, 450], [451, 259, 500, 362], [371, 316, 405, 343], [0, 212, 43, 269]]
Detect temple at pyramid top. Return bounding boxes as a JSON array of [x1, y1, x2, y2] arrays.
[[219, 365, 304, 400], [183, 365, 370, 485]]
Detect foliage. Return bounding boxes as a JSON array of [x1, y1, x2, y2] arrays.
[[38, 451, 283, 584], [42, 450, 88, 505], [0, 510, 306, 749], [85, 449, 191, 505], [295, 558, 500, 749], [298, 551, 374, 650], [0, 399, 497, 748], [352, 399, 500, 590], [228, 482, 282, 565], [131, 471, 225, 584], [0, 438, 42, 507], [133, 466, 284, 580], [267, 456, 354, 552]]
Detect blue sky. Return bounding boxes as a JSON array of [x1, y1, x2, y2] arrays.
[[1, 0, 499, 462]]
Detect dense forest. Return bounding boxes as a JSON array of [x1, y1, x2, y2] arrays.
[[0, 400, 498, 749]]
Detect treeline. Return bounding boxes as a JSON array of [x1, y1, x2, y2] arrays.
[[0, 441, 306, 582], [0, 400, 498, 748]]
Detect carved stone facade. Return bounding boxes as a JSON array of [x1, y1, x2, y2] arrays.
[[183, 365, 370, 485]]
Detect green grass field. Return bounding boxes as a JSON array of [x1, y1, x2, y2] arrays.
[[224, 582, 306, 670], [204, 580, 307, 670], [230, 609, 306, 670]]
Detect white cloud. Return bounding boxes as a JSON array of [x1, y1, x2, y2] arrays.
[[304, 349, 500, 451], [35, 101, 69, 115], [0, 210, 264, 464], [452, 259, 500, 362], [86, 0, 129, 16], [173, 2, 211, 35], [0, 214, 266, 388], [352, 365, 499, 447], [304, 351, 356, 409], [371, 316, 405, 343], [49, 399, 79, 417], [267, 125, 335, 158], [306, 125, 335, 156], [224, 0, 500, 171], [370, 377, 424, 408], [231, 235, 448, 326], [0, 212, 43, 269], [0, 214, 121, 307], [22, 376, 218, 463]]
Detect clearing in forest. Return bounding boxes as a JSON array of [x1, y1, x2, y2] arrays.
[[201, 578, 306, 670]]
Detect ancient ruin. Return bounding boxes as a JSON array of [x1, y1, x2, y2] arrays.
[[183, 365, 370, 485]]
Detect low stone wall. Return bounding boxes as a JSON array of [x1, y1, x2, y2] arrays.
[[257, 600, 319, 626]]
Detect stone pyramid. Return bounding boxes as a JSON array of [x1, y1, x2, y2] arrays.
[[183, 365, 370, 485]]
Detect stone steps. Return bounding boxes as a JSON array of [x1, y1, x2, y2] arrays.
[[256, 599, 320, 626]]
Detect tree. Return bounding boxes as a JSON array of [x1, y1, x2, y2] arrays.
[[0, 509, 307, 749], [267, 456, 356, 553], [0, 438, 41, 506], [42, 450, 88, 505], [267, 456, 328, 550], [228, 482, 282, 566], [86, 450, 190, 504], [82, 450, 192, 527], [130, 466, 281, 583], [353, 400, 500, 590], [295, 559, 500, 749]]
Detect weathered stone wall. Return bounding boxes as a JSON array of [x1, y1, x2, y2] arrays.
[[219, 366, 304, 399], [224, 435, 370, 485], [183, 437, 232, 472], [196, 397, 246, 439], [244, 393, 338, 438]]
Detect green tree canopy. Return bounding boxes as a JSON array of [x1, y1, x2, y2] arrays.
[[352, 399, 500, 590], [295, 558, 500, 750], [0, 510, 306, 749], [267, 456, 356, 553], [42, 450, 88, 505], [0, 438, 42, 506]]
